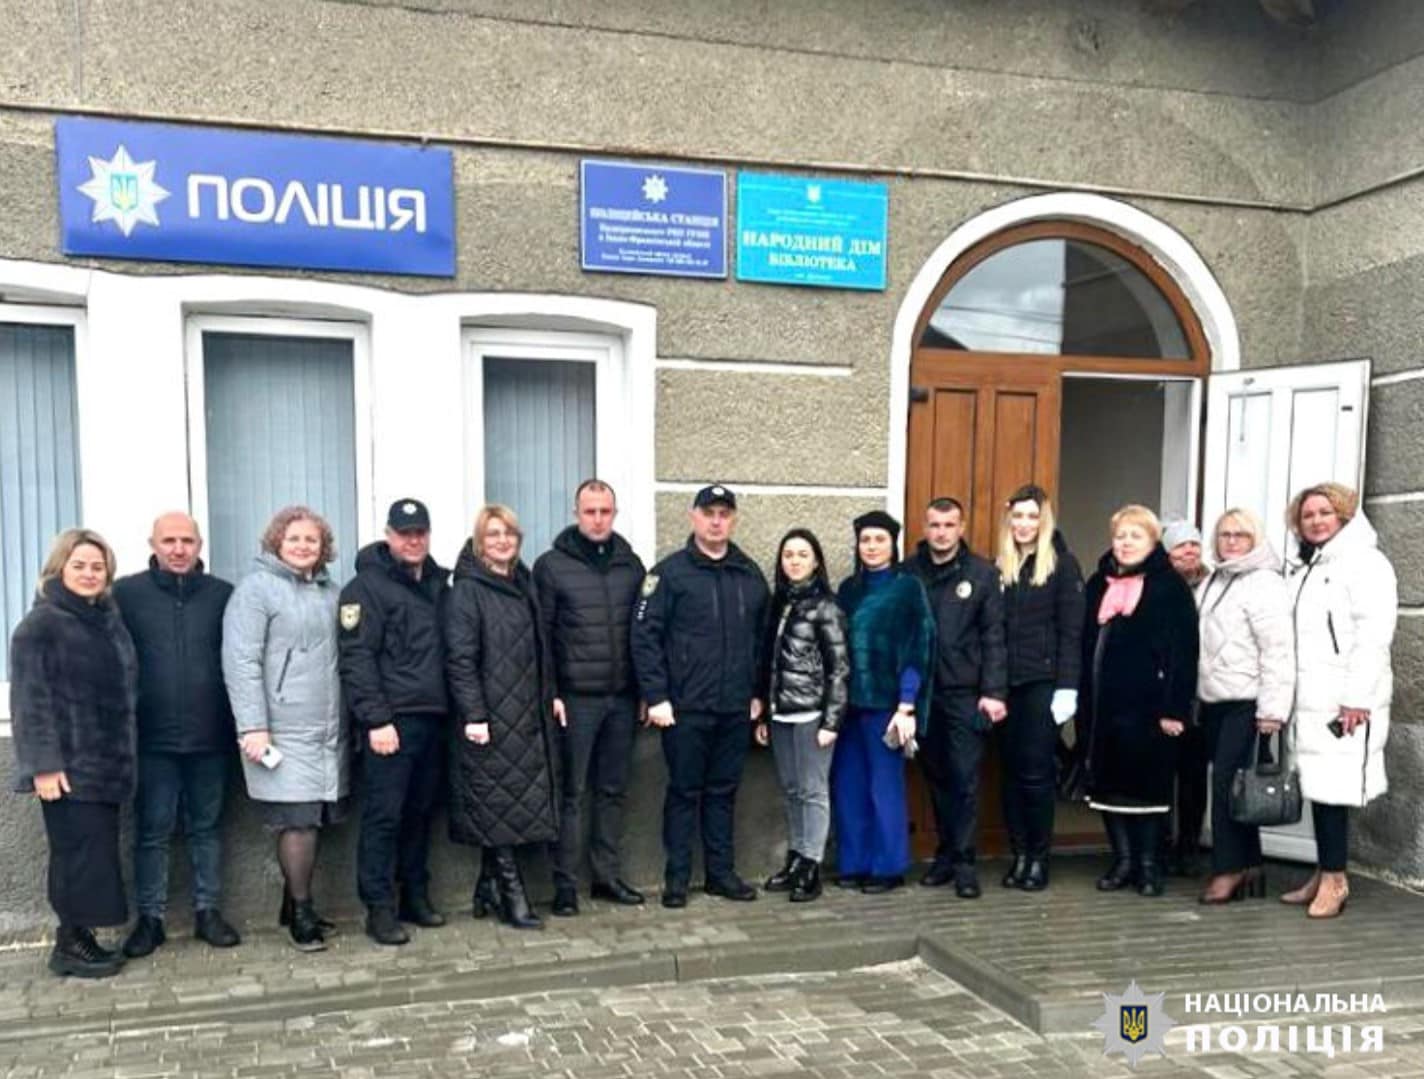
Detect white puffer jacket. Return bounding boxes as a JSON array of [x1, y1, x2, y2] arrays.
[[1288, 512, 1397, 808], [1195, 541, 1294, 721]]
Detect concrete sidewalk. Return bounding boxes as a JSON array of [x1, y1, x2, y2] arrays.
[[2, 856, 1422, 1047]]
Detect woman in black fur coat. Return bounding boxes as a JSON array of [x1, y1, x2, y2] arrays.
[[1079, 506, 1199, 898], [9, 529, 137, 978]]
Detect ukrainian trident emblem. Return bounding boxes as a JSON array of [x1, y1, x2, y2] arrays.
[[110, 171, 139, 213], [1120, 1004, 1147, 1044]]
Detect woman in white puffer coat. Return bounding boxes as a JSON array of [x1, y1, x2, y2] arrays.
[[1282, 483, 1397, 920], [1195, 508, 1294, 905]]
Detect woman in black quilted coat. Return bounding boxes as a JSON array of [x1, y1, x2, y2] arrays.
[[755, 529, 850, 903], [444, 504, 559, 930]]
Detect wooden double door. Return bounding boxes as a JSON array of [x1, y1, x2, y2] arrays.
[[903, 354, 1060, 859]]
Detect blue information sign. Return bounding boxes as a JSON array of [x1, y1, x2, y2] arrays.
[[736, 173, 888, 290], [580, 160, 727, 278], [56, 117, 455, 276]]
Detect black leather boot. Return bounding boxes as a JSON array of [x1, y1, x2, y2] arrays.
[[1019, 856, 1049, 892], [765, 851, 801, 893], [398, 890, 447, 928], [280, 889, 336, 934], [1135, 816, 1165, 898], [288, 901, 328, 952], [50, 926, 123, 979], [1096, 812, 1134, 892], [122, 915, 166, 958], [790, 859, 822, 903], [472, 848, 498, 919], [1001, 851, 1028, 889], [492, 847, 544, 930]]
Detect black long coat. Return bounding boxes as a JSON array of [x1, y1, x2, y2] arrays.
[[443, 543, 559, 847], [9, 579, 139, 804], [1080, 545, 1200, 809]]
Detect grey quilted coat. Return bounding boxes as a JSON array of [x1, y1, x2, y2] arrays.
[[444, 542, 559, 847], [222, 552, 347, 803]]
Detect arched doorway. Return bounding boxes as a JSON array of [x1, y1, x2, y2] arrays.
[[902, 216, 1213, 857]]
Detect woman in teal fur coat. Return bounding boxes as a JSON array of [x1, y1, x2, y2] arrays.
[[831, 510, 935, 893]]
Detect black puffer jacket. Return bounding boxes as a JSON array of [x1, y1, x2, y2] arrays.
[[113, 558, 234, 754], [906, 540, 1007, 699], [631, 538, 769, 714], [10, 579, 138, 803], [533, 527, 645, 697], [1002, 531, 1086, 690], [443, 543, 559, 847], [338, 542, 450, 731], [762, 580, 851, 732]]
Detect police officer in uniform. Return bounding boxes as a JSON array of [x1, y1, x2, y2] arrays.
[[631, 485, 769, 909], [339, 498, 450, 945], [905, 496, 1007, 898]]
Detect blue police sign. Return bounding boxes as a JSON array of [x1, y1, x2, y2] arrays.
[[56, 118, 455, 276], [736, 173, 888, 290], [581, 160, 727, 278]]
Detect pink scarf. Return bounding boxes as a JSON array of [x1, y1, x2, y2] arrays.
[[1097, 575, 1145, 624]]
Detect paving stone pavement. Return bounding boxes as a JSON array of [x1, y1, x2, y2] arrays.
[[2, 856, 1423, 1075], [2, 960, 1421, 1077]]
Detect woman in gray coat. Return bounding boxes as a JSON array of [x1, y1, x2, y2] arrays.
[[222, 506, 345, 951]]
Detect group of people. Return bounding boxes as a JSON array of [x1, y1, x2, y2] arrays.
[[7, 474, 1397, 981]]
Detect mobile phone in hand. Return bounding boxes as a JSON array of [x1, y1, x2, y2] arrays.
[[259, 744, 284, 769]]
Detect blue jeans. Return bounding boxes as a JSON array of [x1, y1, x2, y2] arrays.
[[770, 720, 834, 861], [134, 751, 230, 917]]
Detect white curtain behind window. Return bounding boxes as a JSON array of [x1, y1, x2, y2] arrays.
[[0, 323, 81, 682], [203, 332, 358, 585], [482, 357, 596, 563]]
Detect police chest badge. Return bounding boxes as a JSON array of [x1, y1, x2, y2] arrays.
[[641, 574, 660, 597], [956, 581, 973, 599], [340, 603, 362, 631]]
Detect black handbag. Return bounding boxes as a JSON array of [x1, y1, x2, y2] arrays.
[[1229, 729, 1302, 827]]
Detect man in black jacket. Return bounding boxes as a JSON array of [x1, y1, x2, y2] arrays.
[[114, 513, 241, 958], [534, 480, 648, 916], [906, 497, 1007, 899], [631, 485, 769, 909], [339, 498, 451, 946]]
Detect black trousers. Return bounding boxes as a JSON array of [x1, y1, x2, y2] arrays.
[[552, 692, 638, 888], [1173, 716, 1209, 847], [356, 713, 444, 909], [997, 681, 1058, 858], [42, 799, 127, 928], [919, 690, 987, 866], [1313, 802, 1349, 871], [661, 709, 749, 888], [1202, 699, 1265, 873]]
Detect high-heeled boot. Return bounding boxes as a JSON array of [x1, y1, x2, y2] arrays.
[[492, 847, 544, 930], [472, 847, 499, 919], [1134, 816, 1165, 898], [1097, 812, 1134, 892]]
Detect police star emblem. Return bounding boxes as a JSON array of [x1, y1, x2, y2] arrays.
[[1091, 980, 1175, 1068], [77, 144, 170, 236]]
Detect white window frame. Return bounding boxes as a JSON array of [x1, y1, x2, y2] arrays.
[[183, 314, 377, 565], [0, 303, 90, 728], [463, 327, 639, 549]]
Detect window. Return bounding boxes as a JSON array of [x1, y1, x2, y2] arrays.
[[191, 325, 365, 584], [482, 357, 596, 559], [0, 322, 81, 682], [916, 224, 1206, 367]]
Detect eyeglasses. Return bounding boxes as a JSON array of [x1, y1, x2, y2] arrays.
[[1218, 531, 1252, 542]]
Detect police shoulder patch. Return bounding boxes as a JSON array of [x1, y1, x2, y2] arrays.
[[641, 574, 660, 598], [340, 603, 362, 631]]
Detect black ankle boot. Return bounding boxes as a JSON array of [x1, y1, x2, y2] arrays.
[[1019, 857, 1049, 892], [765, 851, 801, 893], [1097, 813, 1134, 892], [472, 849, 499, 918], [790, 859, 822, 903], [288, 901, 327, 952], [1134, 817, 1165, 898], [1001, 852, 1028, 889], [280, 890, 336, 934], [492, 847, 543, 930], [49, 926, 123, 979]]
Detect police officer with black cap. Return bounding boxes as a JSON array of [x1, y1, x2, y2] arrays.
[[339, 498, 451, 945], [631, 484, 769, 908]]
